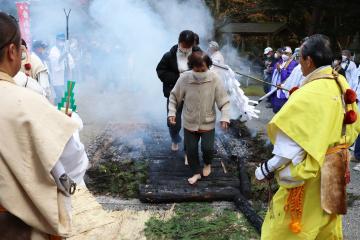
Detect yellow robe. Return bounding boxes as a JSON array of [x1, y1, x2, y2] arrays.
[[261, 66, 360, 240]]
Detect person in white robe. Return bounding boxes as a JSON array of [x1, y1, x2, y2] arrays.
[[20, 39, 54, 102], [283, 64, 305, 98], [208, 41, 225, 65], [341, 50, 358, 89], [49, 33, 75, 104]]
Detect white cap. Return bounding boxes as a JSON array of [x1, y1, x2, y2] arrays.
[[264, 47, 273, 55], [284, 46, 292, 54], [209, 41, 219, 50]]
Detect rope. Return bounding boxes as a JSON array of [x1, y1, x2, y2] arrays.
[[284, 185, 305, 234]]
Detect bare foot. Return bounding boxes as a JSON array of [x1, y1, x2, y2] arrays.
[[171, 143, 179, 151], [184, 154, 188, 165], [188, 174, 201, 185], [203, 164, 211, 177]]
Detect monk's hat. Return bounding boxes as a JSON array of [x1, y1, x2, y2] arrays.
[[209, 41, 219, 50], [264, 47, 273, 55]]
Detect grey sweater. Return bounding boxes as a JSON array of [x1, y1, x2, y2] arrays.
[[168, 71, 230, 131]]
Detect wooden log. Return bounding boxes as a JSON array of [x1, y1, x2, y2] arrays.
[[148, 178, 240, 188], [139, 184, 239, 203], [148, 170, 232, 178], [238, 158, 252, 199], [233, 193, 263, 234], [148, 175, 239, 183]]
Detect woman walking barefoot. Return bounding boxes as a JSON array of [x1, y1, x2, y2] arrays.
[[168, 51, 230, 185]]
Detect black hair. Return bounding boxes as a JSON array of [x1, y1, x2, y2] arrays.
[[178, 30, 195, 48], [301, 34, 333, 68], [194, 33, 199, 46], [188, 51, 212, 69], [0, 12, 21, 62], [21, 39, 27, 49]]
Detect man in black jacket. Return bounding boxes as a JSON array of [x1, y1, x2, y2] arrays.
[[156, 30, 201, 151]]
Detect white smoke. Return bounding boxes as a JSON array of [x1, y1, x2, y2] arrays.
[[24, 0, 214, 124]]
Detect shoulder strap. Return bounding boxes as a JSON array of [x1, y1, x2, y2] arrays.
[[343, 60, 350, 72]]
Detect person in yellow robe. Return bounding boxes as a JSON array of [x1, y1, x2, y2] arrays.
[[255, 34, 360, 239]]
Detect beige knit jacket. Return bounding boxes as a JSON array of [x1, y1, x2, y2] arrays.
[[168, 70, 230, 131]]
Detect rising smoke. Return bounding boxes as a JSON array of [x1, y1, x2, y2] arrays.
[[15, 0, 214, 125]]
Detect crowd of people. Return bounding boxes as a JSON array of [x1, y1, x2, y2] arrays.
[[262, 42, 360, 171], [1, 7, 360, 239]]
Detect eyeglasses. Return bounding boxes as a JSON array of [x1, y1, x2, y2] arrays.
[[0, 14, 19, 50]]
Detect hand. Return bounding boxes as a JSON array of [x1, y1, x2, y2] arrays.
[[255, 166, 266, 181], [276, 63, 280, 71], [220, 121, 229, 130], [255, 162, 274, 181], [168, 116, 176, 125]]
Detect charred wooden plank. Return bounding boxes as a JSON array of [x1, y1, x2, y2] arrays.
[[139, 184, 239, 203], [149, 179, 240, 188], [233, 193, 263, 234]]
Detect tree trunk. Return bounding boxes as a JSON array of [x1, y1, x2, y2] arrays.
[[308, 0, 323, 35], [215, 0, 220, 15]]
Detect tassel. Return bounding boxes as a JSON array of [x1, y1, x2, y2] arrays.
[[284, 185, 304, 234], [289, 87, 299, 96], [344, 89, 357, 104], [24, 63, 31, 71], [344, 110, 357, 125]]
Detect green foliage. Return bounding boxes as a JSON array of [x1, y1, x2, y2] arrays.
[[242, 85, 265, 97], [86, 160, 148, 198], [145, 203, 259, 240]]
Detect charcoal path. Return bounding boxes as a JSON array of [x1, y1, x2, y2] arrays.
[[139, 125, 241, 203]]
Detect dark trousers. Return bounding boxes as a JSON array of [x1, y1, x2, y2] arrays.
[[167, 98, 183, 143], [184, 128, 215, 175], [263, 73, 272, 94], [354, 136, 360, 161]]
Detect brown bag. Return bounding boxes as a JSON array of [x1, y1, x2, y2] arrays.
[[321, 145, 349, 214]]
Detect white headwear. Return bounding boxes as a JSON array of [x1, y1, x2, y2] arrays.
[[264, 47, 273, 55], [209, 41, 219, 51], [284, 46, 292, 54]]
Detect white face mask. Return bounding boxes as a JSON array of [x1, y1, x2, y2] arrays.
[[282, 54, 290, 61], [342, 55, 348, 62], [192, 71, 208, 81], [178, 47, 192, 55], [21, 51, 27, 61]]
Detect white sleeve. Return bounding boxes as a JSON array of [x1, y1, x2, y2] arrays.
[[38, 71, 52, 99], [14, 72, 46, 96], [349, 63, 359, 90], [58, 133, 89, 186], [273, 130, 304, 161]]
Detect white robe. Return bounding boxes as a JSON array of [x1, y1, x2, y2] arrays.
[[49, 46, 75, 86], [283, 64, 305, 98], [210, 51, 225, 65], [14, 71, 46, 96], [341, 60, 358, 89], [354, 66, 360, 111], [30, 52, 53, 101]]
